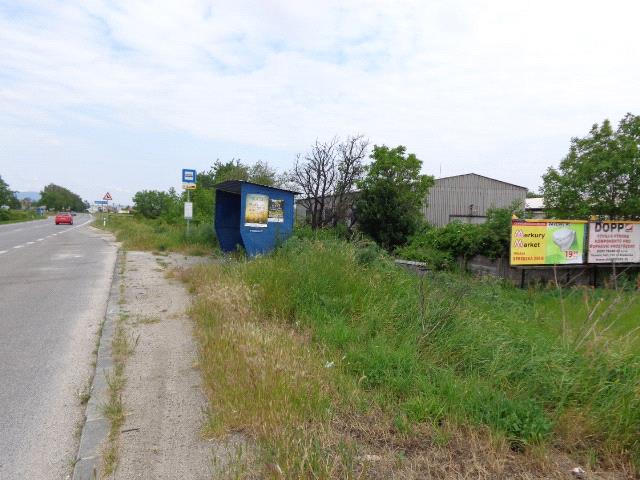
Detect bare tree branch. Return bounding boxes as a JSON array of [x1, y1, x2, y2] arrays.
[[290, 135, 368, 229]]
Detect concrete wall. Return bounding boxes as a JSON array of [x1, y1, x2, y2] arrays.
[[465, 254, 640, 287]]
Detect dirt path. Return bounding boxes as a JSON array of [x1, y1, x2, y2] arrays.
[[110, 251, 213, 479]]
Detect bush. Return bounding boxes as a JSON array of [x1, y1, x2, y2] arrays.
[[397, 205, 519, 267], [0, 209, 38, 223], [98, 215, 217, 255], [395, 242, 453, 270]]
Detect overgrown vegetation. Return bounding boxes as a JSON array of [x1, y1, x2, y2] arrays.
[[0, 174, 20, 208], [96, 214, 217, 255], [103, 253, 133, 475], [185, 238, 639, 477], [132, 159, 279, 225], [0, 208, 39, 224], [543, 112, 640, 220], [356, 145, 434, 249], [396, 205, 520, 269]]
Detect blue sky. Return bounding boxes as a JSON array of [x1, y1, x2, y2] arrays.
[[1, 0, 639, 204]]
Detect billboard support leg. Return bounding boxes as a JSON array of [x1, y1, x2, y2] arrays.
[[520, 269, 526, 289]]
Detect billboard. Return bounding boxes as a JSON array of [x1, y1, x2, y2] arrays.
[[588, 221, 640, 264], [510, 219, 586, 265]]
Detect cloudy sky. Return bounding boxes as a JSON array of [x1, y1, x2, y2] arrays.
[[1, 0, 638, 204]]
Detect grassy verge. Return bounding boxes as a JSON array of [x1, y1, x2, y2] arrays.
[[95, 214, 217, 255], [102, 253, 134, 475], [0, 209, 42, 225], [183, 237, 640, 477]]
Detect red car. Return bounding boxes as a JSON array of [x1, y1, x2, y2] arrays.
[[55, 212, 73, 225]]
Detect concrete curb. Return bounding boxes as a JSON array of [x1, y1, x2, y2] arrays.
[[72, 250, 122, 480]]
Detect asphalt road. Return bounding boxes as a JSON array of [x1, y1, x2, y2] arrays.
[[0, 215, 117, 479]]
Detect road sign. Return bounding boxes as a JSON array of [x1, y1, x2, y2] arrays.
[[182, 183, 197, 190], [182, 169, 196, 184], [184, 202, 193, 220], [95, 200, 108, 205], [103, 192, 113, 201]]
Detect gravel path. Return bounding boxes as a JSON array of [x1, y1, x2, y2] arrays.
[[110, 251, 214, 479]]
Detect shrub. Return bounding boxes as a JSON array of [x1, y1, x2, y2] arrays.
[[397, 204, 520, 267]]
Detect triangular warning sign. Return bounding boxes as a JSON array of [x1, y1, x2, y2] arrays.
[[103, 192, 113, 201]]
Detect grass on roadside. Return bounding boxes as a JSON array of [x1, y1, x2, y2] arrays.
[[95, 214, 217, 256], [0, 209, 42, 225], [102, 253, 135, 476], [184, 237, 640, 478]]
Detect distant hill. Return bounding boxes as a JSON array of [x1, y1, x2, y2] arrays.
[[16, 191, 41, 201]]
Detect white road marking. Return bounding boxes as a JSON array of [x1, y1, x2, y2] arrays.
[[0, 216, 92, 258], [57, 217, 93, 233]]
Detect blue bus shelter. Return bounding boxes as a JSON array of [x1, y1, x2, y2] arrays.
[[214, 180, 297, 256]]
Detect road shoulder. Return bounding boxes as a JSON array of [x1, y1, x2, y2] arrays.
[[107, 251, 215, 479], [72, 250, 122, 480]]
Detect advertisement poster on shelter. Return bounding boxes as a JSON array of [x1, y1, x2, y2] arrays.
[[510, 220, 586, 265], [244, 193, 269, 227], [268, 199, 284, 223], [588, 221, 640, 264]]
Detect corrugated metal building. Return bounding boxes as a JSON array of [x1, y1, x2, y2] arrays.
[[424, 173, 527, 226]]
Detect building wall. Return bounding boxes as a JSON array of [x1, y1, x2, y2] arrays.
[[295, 174, 528, 228], [424, 174, 527, 227]]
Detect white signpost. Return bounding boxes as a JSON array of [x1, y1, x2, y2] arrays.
[[102, 192, 112, 226], [181, 169, 196, 235]]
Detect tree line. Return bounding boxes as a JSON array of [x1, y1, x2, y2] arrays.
[[0, 177, 87, 212], [131, 112, 639, 255]]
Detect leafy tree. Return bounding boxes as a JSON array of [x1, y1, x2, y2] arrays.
[[249, 160, 278, 186], [191, 159, 278, 224], [38, 184, 85, 211], [356, 145, 434, 249], [0, 175, 20, 208], [210, 159, 250, 184], [132, 189, 180, 220], [542, 113, 640, 219]]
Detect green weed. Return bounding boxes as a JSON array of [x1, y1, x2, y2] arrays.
[[96, 215, 217, 255], [233, 237, 640, 470]]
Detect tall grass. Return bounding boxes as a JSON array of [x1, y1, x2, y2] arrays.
[[96, 214, 217, 255], [185, 264, 362, 478], [0, 209, 40, 224], [224, 237, 639, 471]]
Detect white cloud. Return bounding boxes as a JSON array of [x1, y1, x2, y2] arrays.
[[0, 0, 639, 200]]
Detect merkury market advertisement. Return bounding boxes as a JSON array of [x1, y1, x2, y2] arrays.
[[510, 219, 586, 266]]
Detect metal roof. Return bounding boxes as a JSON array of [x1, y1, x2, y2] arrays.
[[213, 180, 300, 195], [436, 173, 528, 190]]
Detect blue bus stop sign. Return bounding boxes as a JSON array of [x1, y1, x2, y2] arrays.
[[182, 169, 197, 184]]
